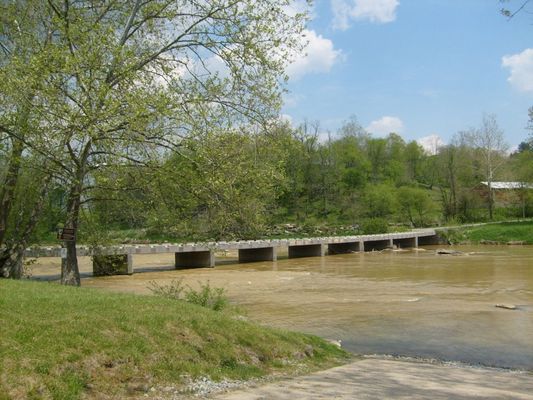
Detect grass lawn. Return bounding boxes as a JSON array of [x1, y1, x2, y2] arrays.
[[0, 280, 348, 399], [445, 220, 533, 244]]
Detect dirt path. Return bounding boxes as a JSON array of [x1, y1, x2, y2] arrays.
[[210, 357, 533, 400]]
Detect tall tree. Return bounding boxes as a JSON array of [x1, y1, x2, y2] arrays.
[[1, 0, 307, 285], [0, 3, 57, 277], [510, 149, 533, 217], [466, 114, 509, 220]]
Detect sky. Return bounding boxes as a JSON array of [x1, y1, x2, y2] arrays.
[[282, 0, 533, 151]]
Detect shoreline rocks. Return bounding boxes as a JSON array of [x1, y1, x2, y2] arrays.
[[495, 304, 517, 310], [436, 249, 464, 255]]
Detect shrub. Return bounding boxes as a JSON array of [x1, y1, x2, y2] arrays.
[[360, 183, 398, 219], [148, 279, 228, 311], [185, 281, 228, 311], [360, 218, 389, 234], [147, 279, 185, 300]]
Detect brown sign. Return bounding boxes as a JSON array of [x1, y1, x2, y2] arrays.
[[57, 228, 76, 241]]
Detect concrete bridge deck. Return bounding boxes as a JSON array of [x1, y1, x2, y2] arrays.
[[24, 230, 440, 276]]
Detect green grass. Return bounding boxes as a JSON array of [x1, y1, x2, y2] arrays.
[[444, 220, 533, 244], [0, 280, 348, 399]]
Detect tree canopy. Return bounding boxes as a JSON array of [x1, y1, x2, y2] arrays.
[[0, 0, 307, 283]]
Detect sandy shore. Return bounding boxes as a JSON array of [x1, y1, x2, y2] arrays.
[[209, 356, 533, 400]]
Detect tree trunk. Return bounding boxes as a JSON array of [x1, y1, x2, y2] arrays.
[[61, 180, 83, 286], [61, 238, 80, 286], [0, 138, 25, 246], [522, 191, 526, 219], [0, 176, 50, 279], [0, 244, 24, 279], [487, 181, 494, 220], [439, 187, 453, 221]]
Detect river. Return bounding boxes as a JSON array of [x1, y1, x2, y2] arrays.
[[32, 245, 533, 371]]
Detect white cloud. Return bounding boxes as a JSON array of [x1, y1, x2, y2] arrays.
[[283, 92, 304, 108], [203, 54, 231, 78], [331, 0, 399, 30], [285, 0, 315, 19], [417, 134, 445, 155], [144, 58, 188, 88], [502, 48, 533, 92], [280, 114, 294, 125], [286, 29, 342, 80], [366, 116, 404, 136]]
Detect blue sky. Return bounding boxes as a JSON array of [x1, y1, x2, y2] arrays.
[[282, 0, 533, 150]]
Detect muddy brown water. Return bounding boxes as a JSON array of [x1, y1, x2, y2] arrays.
[[31, 245, 533, 371]]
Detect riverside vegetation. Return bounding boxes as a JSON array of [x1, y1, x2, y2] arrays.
[[148, 279, 229, 312], [4, 117, 533, 256], [0, 280, 348, 399], [442, 220, 533, 244]]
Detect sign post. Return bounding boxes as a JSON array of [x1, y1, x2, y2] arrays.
[[57, 228, 76, 241], [57, 228, 75, 261]]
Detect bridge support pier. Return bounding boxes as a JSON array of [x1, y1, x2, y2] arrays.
[[328, 241, 361, 255], [175, 250, 215, 269], [238, 247, 277, 263], [364, 239, 392, 252], [288, 243, 325, 258], [393, 237, 418, 249], [93, 253, 133, 276], [418, 234, 443, 245]]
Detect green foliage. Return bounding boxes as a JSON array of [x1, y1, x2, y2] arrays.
[[92, 254, 129, 276], [438, 228, 468, 245], [1, 156, 50, 244], [397, 186, 438, 227], [148, 279, 228, 311], [360, 184, 398, 219], [443, 220, 533, 244], [184, 282, 228, 312], [147, 279, 186, 300], [7, 2, 507, 254], [360, 218, 389, 234], [144, 130, 281, 241], [1, 0, 310, 284], [16, 114, 528, 246]]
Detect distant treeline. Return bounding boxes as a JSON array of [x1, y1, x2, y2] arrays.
[[15, 116, 532, 244]]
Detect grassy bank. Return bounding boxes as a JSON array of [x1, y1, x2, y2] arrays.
[[442, 220, 533, 244], [0, 280, 348, 399]]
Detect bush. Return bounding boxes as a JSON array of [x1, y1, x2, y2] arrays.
[[185, 281, 228, 311], [360, 183, 398, 219], [147, 279, 185, 300], [148, 279, 228, 311], [360, 218, 389, 234], [397, 186, 437, 227]]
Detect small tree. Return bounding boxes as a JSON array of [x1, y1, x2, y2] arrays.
[[466, 114, 509, 220], [397, 187, 436, 227], [360, 183, 398, 219]]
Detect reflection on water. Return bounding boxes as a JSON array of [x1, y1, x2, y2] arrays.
[[32, 245, 533, 370]]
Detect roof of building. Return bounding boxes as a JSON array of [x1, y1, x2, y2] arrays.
[[480, 181, 533, 190]]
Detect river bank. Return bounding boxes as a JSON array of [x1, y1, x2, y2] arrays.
[[24, 244, 533, 398], [31, 245, 533, 371], [0, 280, 347, 399], [439, 220, 533, 244]]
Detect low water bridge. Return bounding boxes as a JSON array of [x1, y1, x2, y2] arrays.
[[24, 230, 441, 276]]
